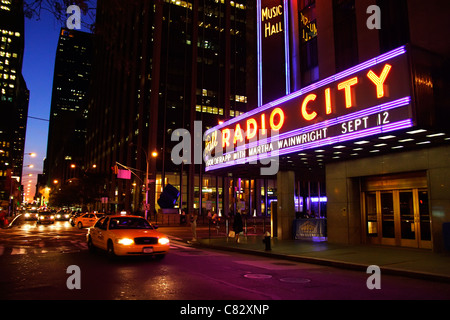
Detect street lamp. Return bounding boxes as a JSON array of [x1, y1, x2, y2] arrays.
[[144, 150, 159, 221]]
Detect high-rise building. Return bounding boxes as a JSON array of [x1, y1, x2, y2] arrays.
[[0, 0, 29, 210], [45, 28, 93, 188], [85, 0, 249, 214]]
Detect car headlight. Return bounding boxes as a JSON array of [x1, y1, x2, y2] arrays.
[[56, 214, 61, 219], [117, 238, 134, 246], [158, 237, 170, 245], [50, 215, 55, 220], [39, 216, 44, 220], [25, 213, 30, 218]]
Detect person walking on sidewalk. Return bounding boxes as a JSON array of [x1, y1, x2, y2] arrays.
[[189, 211, 198, 242], [233, 212, 243, 242]]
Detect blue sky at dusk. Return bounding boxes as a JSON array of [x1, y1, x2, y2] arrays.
[[22, 7, 94, 200]]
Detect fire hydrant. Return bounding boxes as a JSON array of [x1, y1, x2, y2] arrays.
[[263, 232, 271, 251]]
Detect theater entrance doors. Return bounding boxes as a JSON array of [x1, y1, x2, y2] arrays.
[[362, 173, 432, 249]]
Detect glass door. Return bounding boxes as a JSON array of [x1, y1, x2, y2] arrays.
[[399, 191, 416, 247], [418, 190, 432, 249], [365, 192, 379, 244], [380, 191, 396, 245], [363, 189, 432, 248]]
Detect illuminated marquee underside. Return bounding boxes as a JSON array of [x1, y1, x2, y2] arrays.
[[205, 46, 415, 172]]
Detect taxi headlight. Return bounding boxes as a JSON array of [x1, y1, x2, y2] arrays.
[[50, 215, 55, 220], [117, 238, 134, 246], [158, 237, 170, 245], [25, 213, 30, 218], [56, 214, 61, 219]]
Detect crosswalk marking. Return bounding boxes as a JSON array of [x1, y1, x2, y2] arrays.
[[11, 248, 26, 255], [0, 240, 89, 257]]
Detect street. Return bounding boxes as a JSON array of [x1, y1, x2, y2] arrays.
[[1, 219, 450, 303]]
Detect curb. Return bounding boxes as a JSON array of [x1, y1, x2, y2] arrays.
[[2, 214, 22, 229]]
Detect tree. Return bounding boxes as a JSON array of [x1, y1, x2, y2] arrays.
[[24, 0, 96, 31]]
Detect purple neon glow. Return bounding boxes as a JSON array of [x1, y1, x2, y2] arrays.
[[256, 0, 263, 107], [205, 45, 407, 136], [205, 119, 413, 171], [210, 96, 410, 163], [284, 0, 290, 96], [241, 96, 411, 150]]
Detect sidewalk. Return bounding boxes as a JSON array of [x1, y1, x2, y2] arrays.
[[162, 225, 450, 283]]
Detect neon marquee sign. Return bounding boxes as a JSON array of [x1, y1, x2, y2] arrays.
[[205, 46, 414, 172]]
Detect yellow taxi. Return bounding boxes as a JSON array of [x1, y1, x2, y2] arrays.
[[73, 212, 104, 229], [87, 214, 170, 258]]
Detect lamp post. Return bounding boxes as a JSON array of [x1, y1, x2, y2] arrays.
[[144, 150, 158, 221]]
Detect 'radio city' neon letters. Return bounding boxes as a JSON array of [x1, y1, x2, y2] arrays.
[[222, 108, 285, 148]]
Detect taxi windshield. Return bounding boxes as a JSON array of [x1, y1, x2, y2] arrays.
[[109, 217, 154, 230]]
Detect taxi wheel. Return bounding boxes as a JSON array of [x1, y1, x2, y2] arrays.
[[77, 222, 83, 229], [107, 240, 115, 258], [87, 236, 96, 253]]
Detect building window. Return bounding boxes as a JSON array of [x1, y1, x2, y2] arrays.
[[377, 0, 410, 54], [333, 0, 358, 72], [298, 0, 319, 86]]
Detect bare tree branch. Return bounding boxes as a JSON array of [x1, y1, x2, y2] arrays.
[[24, 0, 97, 32]]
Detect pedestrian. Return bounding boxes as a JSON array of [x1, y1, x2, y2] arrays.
[[180, 208, 186, 224], [189, 211, 198, 242], [233, 211, 243, 242]]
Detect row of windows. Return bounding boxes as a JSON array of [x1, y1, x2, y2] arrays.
[[0, 51, 18, 58], [1, 82, 14, 88], [200, 89, 247, 101], [1, 30, 20, 37], [195, 105, 245, 117], [1, 73, 15, 80], [1, 96, 13, 102], [0, 65, 16, 72], [165, 0, 246, 11]]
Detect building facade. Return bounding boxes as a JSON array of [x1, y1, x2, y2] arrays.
[[0, 0, 29, 211], [205, 0, 450, 252], [85, 0, 249, 214], [45, 28, 93, 191]]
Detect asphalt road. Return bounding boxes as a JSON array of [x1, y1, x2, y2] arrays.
[[1, 220, 450, 303]]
